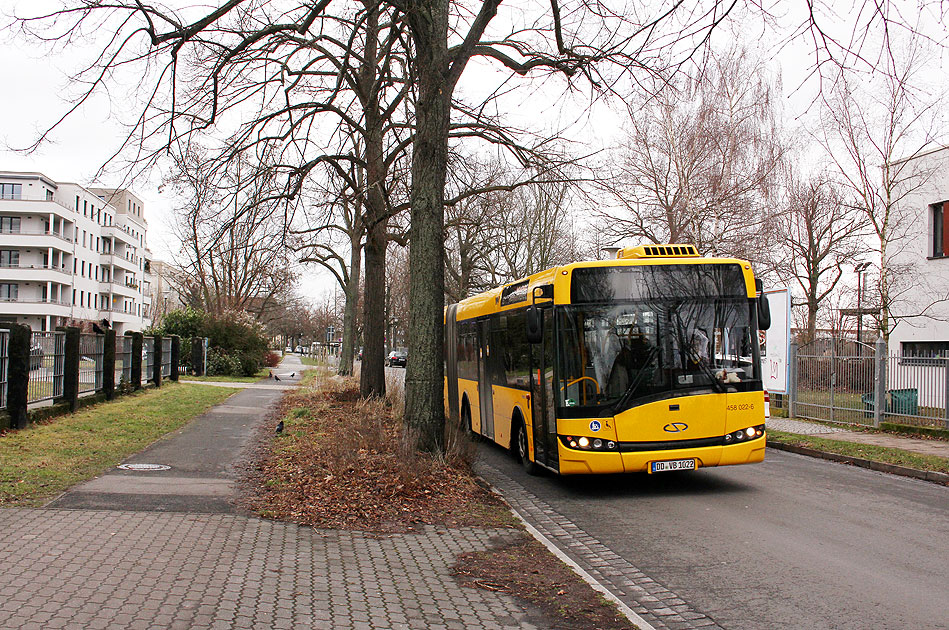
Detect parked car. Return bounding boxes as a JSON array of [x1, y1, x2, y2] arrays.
[[285, 346, 292, 353], [385, 349, 407, 368]]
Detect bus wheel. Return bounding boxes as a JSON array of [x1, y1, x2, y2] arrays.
[[515, 421, 541, 476]]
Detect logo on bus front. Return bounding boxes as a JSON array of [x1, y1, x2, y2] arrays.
[[589, 420, 601, 432], [663, 422, 689, 433]]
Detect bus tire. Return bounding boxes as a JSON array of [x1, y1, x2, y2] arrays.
[[515, 419, 541, 476]]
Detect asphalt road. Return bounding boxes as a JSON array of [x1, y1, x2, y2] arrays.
[[477, 442, 949, 630]]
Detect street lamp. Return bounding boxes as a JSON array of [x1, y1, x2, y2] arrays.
[[854, 261, 872, 345]]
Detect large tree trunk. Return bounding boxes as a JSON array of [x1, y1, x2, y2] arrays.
[[405, 0, 450, 453], [358, 2, 388, 397]]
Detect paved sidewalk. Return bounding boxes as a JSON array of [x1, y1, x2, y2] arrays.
[[768, 417, 949, 458], [1, 354, 545, 629]]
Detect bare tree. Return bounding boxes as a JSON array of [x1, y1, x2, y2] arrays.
[[599, 45, 784, 261], [167, 150, 297, 318], [773, 174, 869, 343], [297, 168, 367, 377], [821, 33, 942, 342]]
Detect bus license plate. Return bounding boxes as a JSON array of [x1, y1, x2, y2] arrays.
[[650, 459, 696, 473]]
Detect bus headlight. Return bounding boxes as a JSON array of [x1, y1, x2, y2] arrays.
[[724, 425, 765, 445], [559, 436, 618, 451]]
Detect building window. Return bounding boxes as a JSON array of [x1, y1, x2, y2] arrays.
[[0, 250, 19, 267], [932, 201, 948, 258], [901, 341, 949, 365], [0, 217, 21, 233], [0, 283, 18, 300], [0, 183, 22, 199]]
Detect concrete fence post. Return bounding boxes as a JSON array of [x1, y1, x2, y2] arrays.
[[103, 330, 116, 400], [873, 336, 887, 429], [129, 332, 143, 390], [1, 323, 30, 430], [170, 335, 180, 382], [152, 334, 163, 388], [788, 341, 798, 419], [57, 326, 80, 412]]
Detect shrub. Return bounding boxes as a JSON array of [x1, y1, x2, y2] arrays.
[[265, 351, 281, 367], [206, 347, 242, 376], [154, 308, 270, 377]]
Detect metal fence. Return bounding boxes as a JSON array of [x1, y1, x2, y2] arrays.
[[790, 337, 949, 429], [0, 330, 8, 409], [117, 335, 132, 385], [28, 331, 65, 403], [79, 333, 105, 394], [161, 337, 172, 378], [143, 336, 154, 381]]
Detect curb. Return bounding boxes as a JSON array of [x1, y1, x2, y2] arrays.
[[766, 442, 949, 485], [480, 480, 656, 630]]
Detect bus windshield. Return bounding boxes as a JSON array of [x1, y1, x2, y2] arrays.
[[557, 265, 761, 417]]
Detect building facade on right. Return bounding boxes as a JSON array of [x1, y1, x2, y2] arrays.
[[888, 145, 949, 361]]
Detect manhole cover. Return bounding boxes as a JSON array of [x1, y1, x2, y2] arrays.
[[117, 463, 171, 471]]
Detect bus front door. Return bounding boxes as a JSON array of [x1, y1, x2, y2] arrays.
[[529, 307, 558, 470], [478, 320, 495, 440]]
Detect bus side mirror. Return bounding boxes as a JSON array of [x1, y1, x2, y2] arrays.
[[526, 306, 543, 344], [755, 280, 771, 331]]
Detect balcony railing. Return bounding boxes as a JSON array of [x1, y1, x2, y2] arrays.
[[0, 229, 72, 243], [0, 297, 72, 305], [0, 263, 70, 273], [0, 192, 75, 214]]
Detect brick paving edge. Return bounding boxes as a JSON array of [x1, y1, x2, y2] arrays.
[[766, 442, 949, 485], [479, 480, 658, 630]]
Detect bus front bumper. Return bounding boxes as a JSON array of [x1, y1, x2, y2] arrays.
[[556, 435, 766, 475]]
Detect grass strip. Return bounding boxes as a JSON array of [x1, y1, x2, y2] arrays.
[[767, 429, 949, 474], [0, 383, 235, 506]]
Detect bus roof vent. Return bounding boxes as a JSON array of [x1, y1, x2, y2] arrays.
[[617, 244, 700, 259]]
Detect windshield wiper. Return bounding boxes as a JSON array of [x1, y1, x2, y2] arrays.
[[606, 346, 659, 416]]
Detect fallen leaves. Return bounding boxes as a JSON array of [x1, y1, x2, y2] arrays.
[[244, 377, 509, 533]]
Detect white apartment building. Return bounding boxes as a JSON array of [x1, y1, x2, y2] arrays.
[[0, 170, 152, 334]]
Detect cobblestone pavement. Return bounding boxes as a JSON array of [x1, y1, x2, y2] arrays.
[[0, 509, 544, 630], [766, 418, 848, 435], [476, 461, 723, 630], [2, 354, 554, 630]]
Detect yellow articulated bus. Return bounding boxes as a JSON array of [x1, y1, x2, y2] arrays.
[[443, 244, 772, 475]]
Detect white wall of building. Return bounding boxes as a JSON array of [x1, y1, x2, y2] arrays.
[[889, 147, 949, 355]]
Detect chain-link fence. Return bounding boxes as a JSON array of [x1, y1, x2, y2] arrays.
[[79, 333, 105, 394], [117, 335, 132, 386], [0, 330, 8, 409], [789, 337, 949, 429], [28, 331, 65, 403]]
